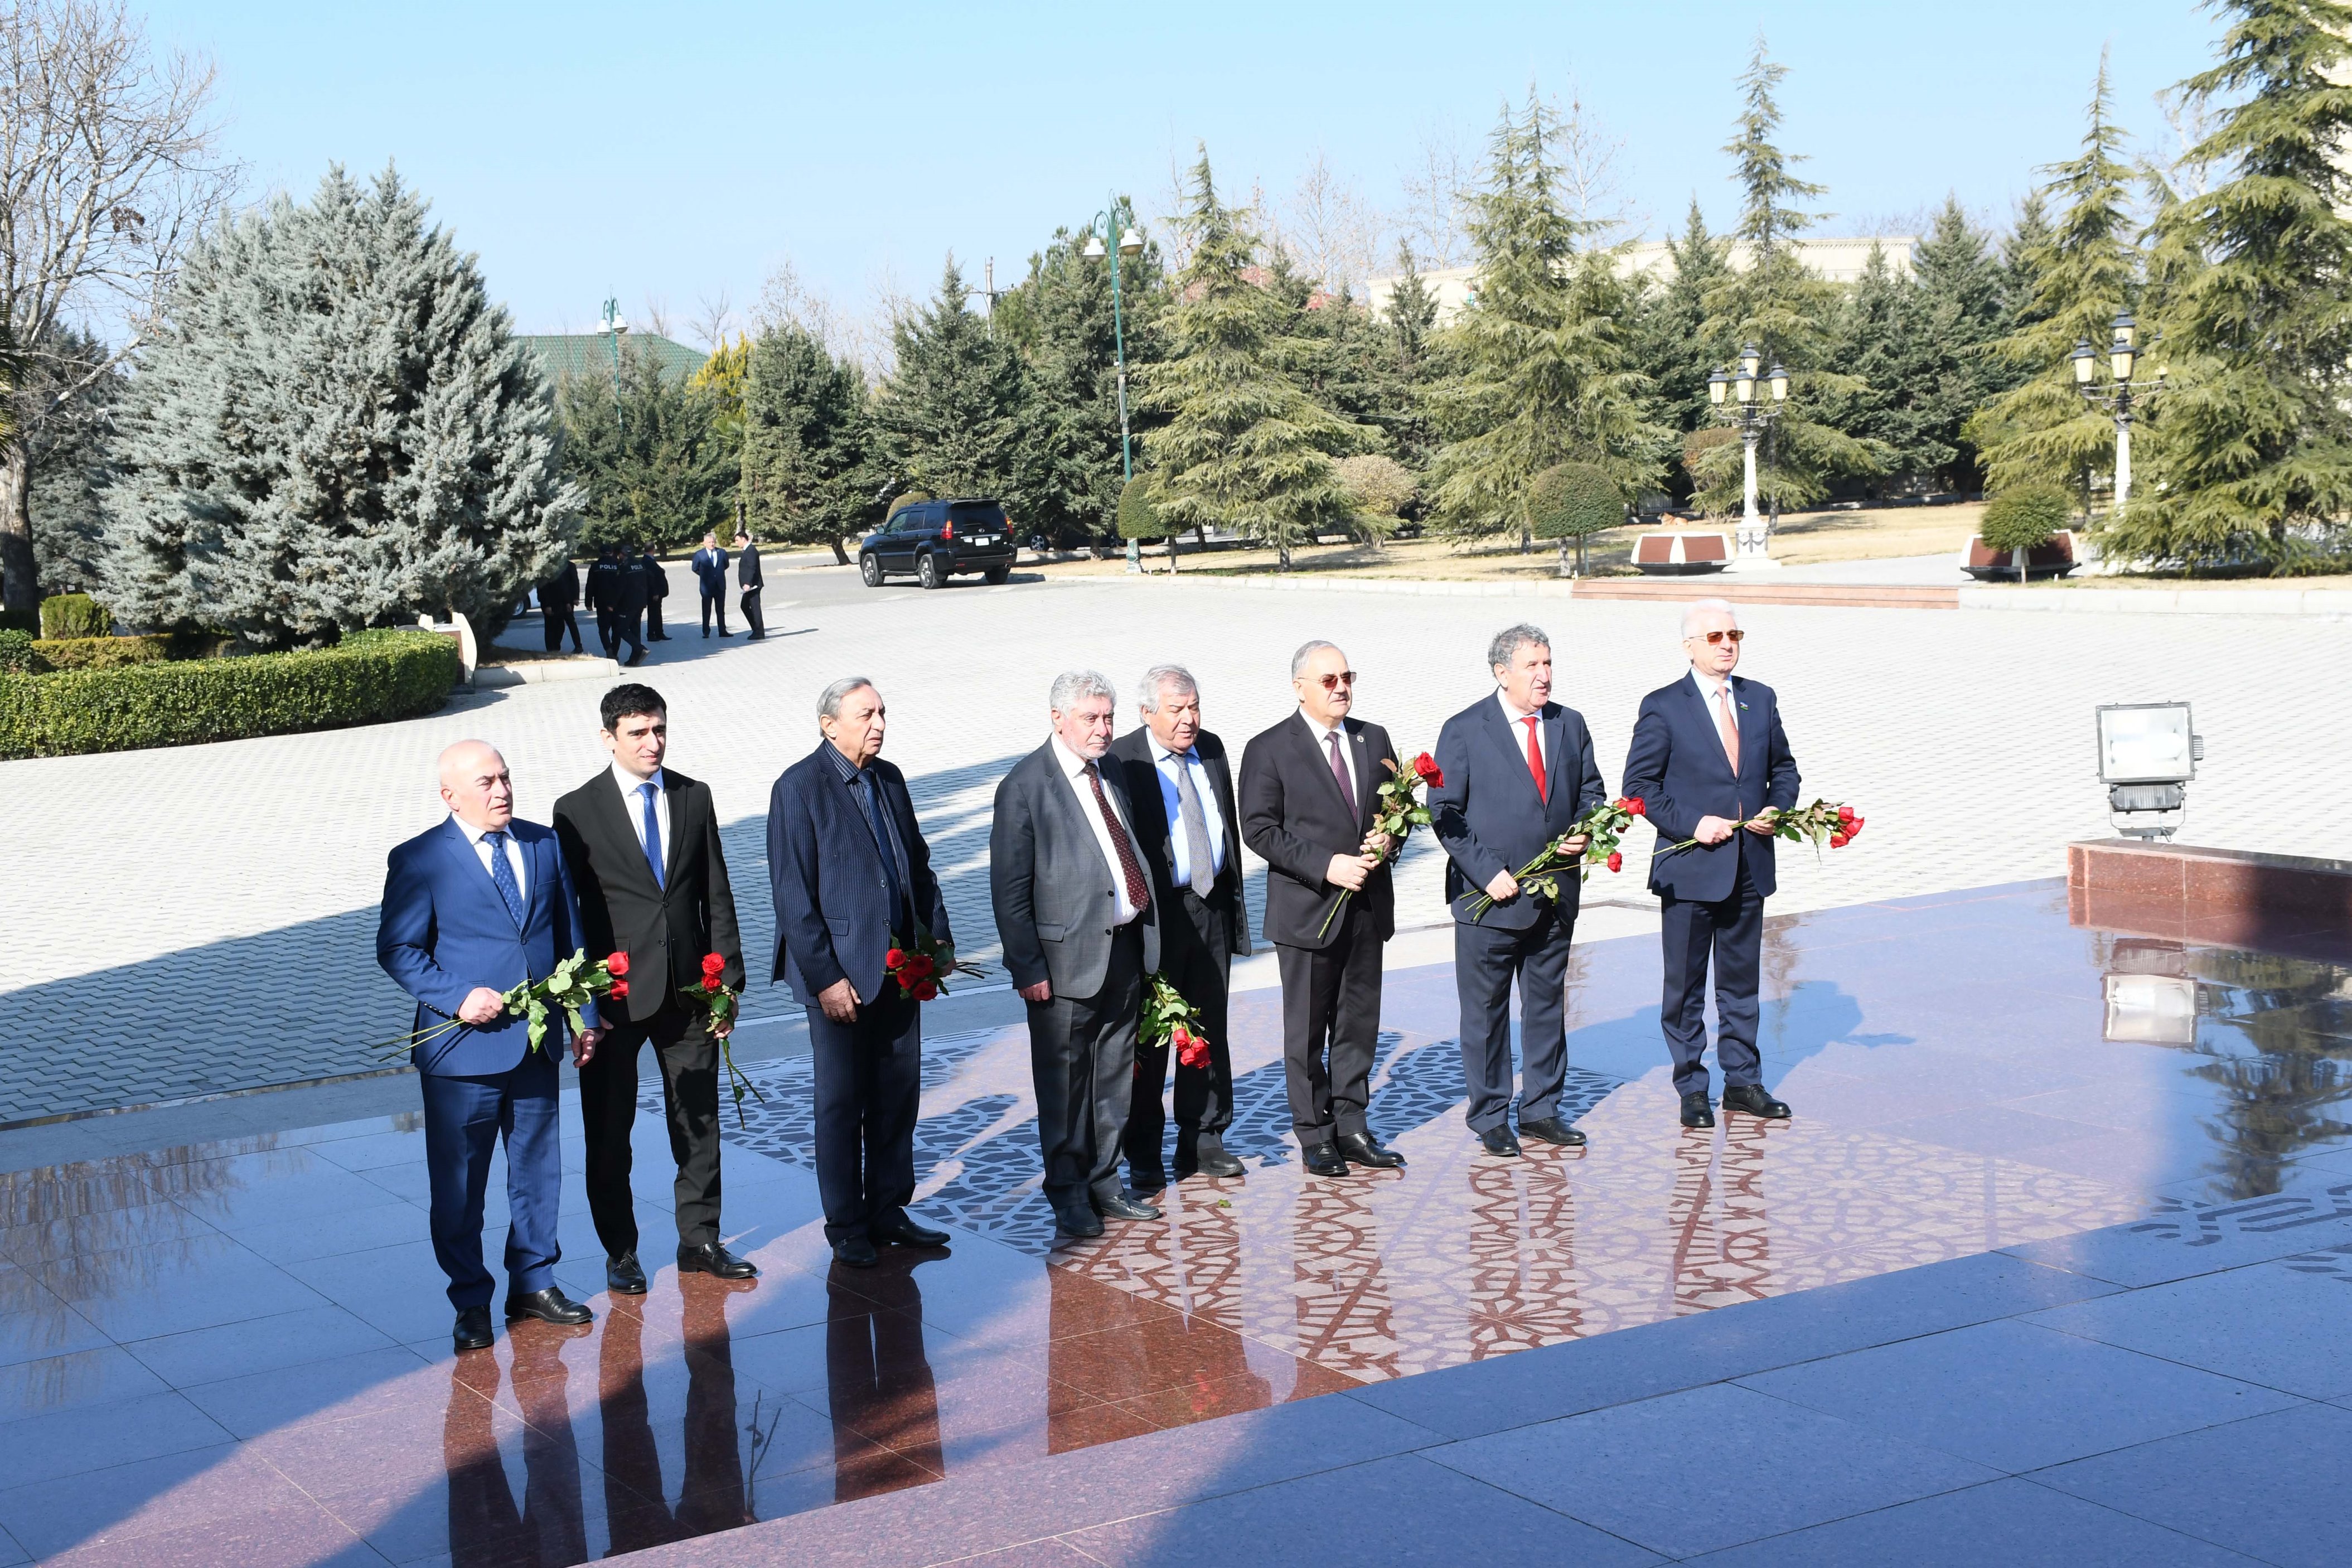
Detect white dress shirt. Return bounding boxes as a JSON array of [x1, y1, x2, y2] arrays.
[[1152, 740, 1228, 886], [1051, 735, 1143, 925], [452, 813, 529, 902], [1497, 690, 1546, 770], [1690, 668, 1740, 730], [1296, 708, 1358, 805], [612, 762, 670, 864]]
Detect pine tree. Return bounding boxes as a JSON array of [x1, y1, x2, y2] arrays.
[[1632, 197, 1737, 466], [97, 166, 575, 646], [1373, 242, 1443, 474], [2000, 194, 2058, 333], [2118, 0, 2352, 570], [1909, 197, 2021, 488], [1384, 242, 1438, 378], [1825, 244, 1939, 485], [1693, 38, 1883, 515], [1968, 59, 2140, 512], [1140, 149, 1367, 569], [872, 259, 1035, 512], [742, 322, 873, 564], [1428, 90, 1663, 545], [557, 341, 738, 553]]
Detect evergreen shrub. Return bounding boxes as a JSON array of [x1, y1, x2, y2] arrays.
[[1116, 475, 1167, 541], [885, 492, 931, 521], [0, 630, 37, 675], [1530, 463, 1624, 575], [1979, 486, 2073, 552], [30, 635, 175, 670], [40, 593, 110, 640], [0, 628, 458, 758]]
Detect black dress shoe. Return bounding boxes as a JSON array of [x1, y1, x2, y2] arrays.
[[1128, 1164, 1168, 1193], [1337, 1130, 1406, 1169], [1722, 1083, 1793, 1119], [870, 1212, 950, 1248], [606, 1252, 647, 1295], [1096, 1193, 1162, 1222], [1518, 1116, 1588, 1148], [832, 1235, 879, 1267], [1680, 1092, 1717, 1129], [677, 1240, 759, 1279], [505, 1286, 592, 1326], [1300, 1141, 1353, 1178], [453, 1305, 493, 1352], [1478, 1125, 1522, 1158], [1053, 1201, 1105, 1238], [1179, 1130, 1246, 1179]]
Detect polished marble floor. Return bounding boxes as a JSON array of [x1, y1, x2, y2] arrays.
[[1, 879, 2347, 1564]]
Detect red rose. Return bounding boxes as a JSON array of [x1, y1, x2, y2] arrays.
[[701, 952, 726, 977], [1836, 806, 1855, 824], [1830, 833, 1849, 848], [885, 947, 906, 970], [1627, 798, 1647, 817], [1178, 1032, 1211, 1069], [608, 980, 629, 999], [701, 975, 720, 993], [1606, 851, 1623, 873], [912, 979, 939, 1002], [906, 954, 935, 981], [606, 951, 630, 977], [1413, 753, 1443, 786]]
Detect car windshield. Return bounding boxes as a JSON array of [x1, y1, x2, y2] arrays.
[[947, 504, 1005, 529]]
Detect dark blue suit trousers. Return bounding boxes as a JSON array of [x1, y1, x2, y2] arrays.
[[420, 1051, 563, 1309]]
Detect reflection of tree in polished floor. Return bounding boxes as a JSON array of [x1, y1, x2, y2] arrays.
[[2186, 948, 2352, 1202]]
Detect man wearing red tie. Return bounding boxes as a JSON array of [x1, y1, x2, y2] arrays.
[[1622, 599, 1801, 1130]]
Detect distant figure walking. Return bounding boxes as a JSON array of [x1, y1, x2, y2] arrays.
[[691, 533, 732, 637], [735, 528, 766, 640]]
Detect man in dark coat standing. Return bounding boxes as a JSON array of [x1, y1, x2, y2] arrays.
[[553, 683, 756, 1292], [638, 549, 671, 641], [540, 559, 583, 654], [1110, 664, 1248, 1187], [1431, 624, 1606, 1159], [734, 527, 766, 640], [1238, 640, 1405, 1178], [586, 545, 623, 659], [1622, 598, 1801, 1130], [690, 532, 732, 637], [769, 676, 956, 1268]]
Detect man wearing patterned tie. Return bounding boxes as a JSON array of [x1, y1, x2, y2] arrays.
[[990, 670, 1163, 1238], [1622, 599, 1802, 1131], [553, 684, 756, 1295]]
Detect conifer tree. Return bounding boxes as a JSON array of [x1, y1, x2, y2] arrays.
[[1910, 197, 2022, 488], [2000, 194, 2058, 335], [558, 342, 738, 552], [872, 259, 1035, 509], [1372, 242, 1443, 473], [1826, 244, 1939, 485], [98, 166, 575, 646], [2119, 0, 2352, 570], [742, 322, 874, 564], [1632, 198, 1736, 459], [1428, 90, 1663, 545]]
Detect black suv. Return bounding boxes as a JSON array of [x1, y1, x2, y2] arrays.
[[859, 499, 1017, 589]]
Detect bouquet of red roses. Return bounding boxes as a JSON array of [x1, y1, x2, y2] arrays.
[[1656, 799, 1864, 860], [885, 923, 989, 1002], [683, 951, 764, 1126], [1320, 751, 1442, 937], [1461, 796, 1647, 922], [1140, 972, 1211, 1070], [373, 948, 626, 1060]]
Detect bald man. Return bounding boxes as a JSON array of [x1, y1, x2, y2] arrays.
[[378, 741, 606, 1354]]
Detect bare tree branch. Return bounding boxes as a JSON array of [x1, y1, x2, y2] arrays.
[[1396, 119, 1474, 268]]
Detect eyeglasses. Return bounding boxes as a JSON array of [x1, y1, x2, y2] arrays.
[[1690, 630, 1746, 645], [1315, 671, 1358, 690]]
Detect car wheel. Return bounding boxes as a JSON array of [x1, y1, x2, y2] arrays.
[[860, 554, 883, 587], [917, 553, 942, 590], [984, 564, 1010, 585]]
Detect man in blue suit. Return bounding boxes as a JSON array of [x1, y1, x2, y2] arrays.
[[1433, 625, 1608, 1158], [378, 740, 604, 1353], [690, 532, 732, 638], [1622, 599, 1801, 1130], [768, 676, 956, 1269]]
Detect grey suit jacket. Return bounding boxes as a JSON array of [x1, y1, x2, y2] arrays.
[[990, 738, 1161, 997]]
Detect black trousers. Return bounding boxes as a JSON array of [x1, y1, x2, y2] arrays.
[[806, 987, 922, 1245], [1454, 903, 1577, 1133], [645, 594, 665, 638], [1122, 892, 1235, 1177], [578, 998, 724, 1256], [700, 588, 728, 635], [1027, 923, 1143, 1206], [541, 604, 581, 653], [740, 588, 764, 637], [1274, 902, 1383, 1147], [1659, 858, 1766, 1098], [594, 607, 618, 659]]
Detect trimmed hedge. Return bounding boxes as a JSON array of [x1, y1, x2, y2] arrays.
[[30, 635, 176, 671], [0, 628, 461, 758], [1116, 474, 1167, 541], [40, 593, 110, 640], [0, 630, 36, 674]]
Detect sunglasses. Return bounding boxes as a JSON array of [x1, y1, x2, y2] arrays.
[[1690, 630, 1746, 645], [1314, 671, 1358, 690]]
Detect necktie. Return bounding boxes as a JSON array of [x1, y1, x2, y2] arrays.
[[1086, 761, 1151, 912], [1172, 751, 1216, 899], [638, 781, 665, 889], [483, 830, 525, 928], [1522, 715, 1547, 803], [1325, 730, 1357, 818], [1715, 684, 1741, 776], [857, 771, 910, 935]]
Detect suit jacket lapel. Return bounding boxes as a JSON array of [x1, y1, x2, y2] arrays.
[[1681, 677, 1734, 781], [442, 817, 522, 932], [1543, 704, 1571, 806], [660, 775, 690, 887], [1731, 678, 1763, 779], [601, 772, 664, 897], [1483, 698, 1546, 812]]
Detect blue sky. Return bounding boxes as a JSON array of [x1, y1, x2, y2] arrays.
[[140, 2, 2222, 340]]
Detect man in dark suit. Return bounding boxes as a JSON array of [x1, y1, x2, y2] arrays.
[[1623, 598, 1801, 1130], [991, 670, 1164, 1237], [770, 676, 957, 1267], [377, 741, 602, 1353], [1431, 624, 1607, 1158], [553, 683, 756, 1294], [637, 549, 671, 641], [586, 544, 623, 659], [1238, 640, 1405, 1178], [734, 527, 766, 640], [690, 532, 731, 637], [1110, 664, 1248, 1187], [540, 559, 583, 654], [610, 542, 649, 666]]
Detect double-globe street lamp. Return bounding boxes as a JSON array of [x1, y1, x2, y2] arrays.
[[1082, 199, 1145, 572], [1706, 342, 1790, 567], [2070, 311, 2162, 514]]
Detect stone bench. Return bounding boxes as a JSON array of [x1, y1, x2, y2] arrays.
[[1631, 531, 1730, 575]]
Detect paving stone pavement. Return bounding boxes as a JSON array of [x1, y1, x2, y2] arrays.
[[3, 572, 2347, 1125]]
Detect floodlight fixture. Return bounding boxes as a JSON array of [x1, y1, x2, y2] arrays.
[[2095, 701, 2204, 839], [2103, 972, 2198, 1046]]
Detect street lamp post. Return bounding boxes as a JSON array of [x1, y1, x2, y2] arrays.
[[1083, 197, 1145, 572], [599, 297, 629, 429], [2071, 311, 2162, 514], [1706, 342, 1789, 569]]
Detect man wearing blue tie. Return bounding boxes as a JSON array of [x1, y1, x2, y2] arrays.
[[690, 531, 732, 638], [377, 741, 604, 1353], [1622, 600, 1802, 1130]]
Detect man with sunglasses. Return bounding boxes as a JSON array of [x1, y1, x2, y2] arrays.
[[1238, 641, 1406, 1178], [1623, 599, 1801, 1130]]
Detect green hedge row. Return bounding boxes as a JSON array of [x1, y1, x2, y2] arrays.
[[0, 628, 461, 758]]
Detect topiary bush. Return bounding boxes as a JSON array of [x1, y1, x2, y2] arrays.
[[1117, 475, 1181, 573], [40, 593, 110, 640], [0, 628, 460, 758], [0, 630, 41, 675], [1979, 485, 2074, 583], [30, 635, 176, 671], [885, 491, 931, 522], [1529, 462, 1625, 577]]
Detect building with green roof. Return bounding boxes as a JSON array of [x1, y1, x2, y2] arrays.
[[519, 331, 708, 387]]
